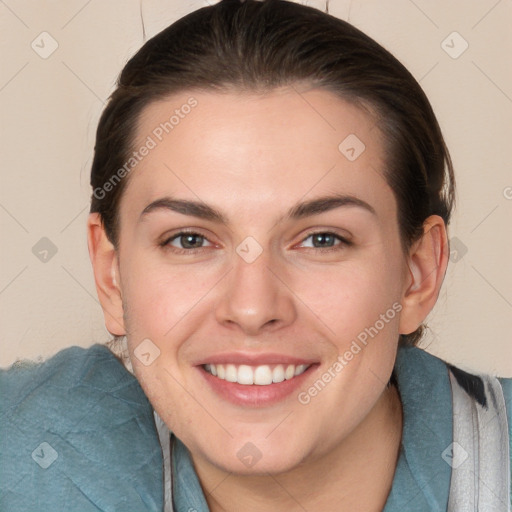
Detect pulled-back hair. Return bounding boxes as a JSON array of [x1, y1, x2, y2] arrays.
[[90, 0, 455, 347]]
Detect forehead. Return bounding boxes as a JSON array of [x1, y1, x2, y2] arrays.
[[122, 86, 395, 223], [135, 86, 380, 162]]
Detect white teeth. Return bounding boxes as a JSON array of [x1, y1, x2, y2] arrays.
[[285, 365, 295, 380], [272, 365, 285, 383], [254, 365, 273, 385], [295, 364, 308, 376], [204, 362, 310, 386], [225, 364, 237, 383], [237, 365, 254, 385]]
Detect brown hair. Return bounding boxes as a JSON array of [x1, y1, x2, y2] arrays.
[[90, 0, 455, 347]]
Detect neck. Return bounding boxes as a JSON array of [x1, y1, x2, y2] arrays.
[[193, 383, 403, 512]]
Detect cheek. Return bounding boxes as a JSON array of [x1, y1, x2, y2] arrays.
[[129, 356, 201, 439], [289, 250, 404, 346], [292, 257, 403, 445], [120, 252, 215, 338]]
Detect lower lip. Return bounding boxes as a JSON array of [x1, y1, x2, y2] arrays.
[[199, 365, 317, 407]]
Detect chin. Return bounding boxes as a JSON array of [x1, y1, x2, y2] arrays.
[[193, 433, 313, 476]]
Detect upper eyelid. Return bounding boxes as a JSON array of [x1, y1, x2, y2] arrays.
[[299, 229, 351, 241], [162, 227, 210, 240], [164, 230, 214, 246]]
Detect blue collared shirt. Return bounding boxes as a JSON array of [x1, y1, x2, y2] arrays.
[[1, 343, 510, 511]]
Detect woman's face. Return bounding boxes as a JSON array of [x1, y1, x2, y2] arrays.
[[115, 86, 411, 474]]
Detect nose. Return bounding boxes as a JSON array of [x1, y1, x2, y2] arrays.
[[214, 248, 297, 337]]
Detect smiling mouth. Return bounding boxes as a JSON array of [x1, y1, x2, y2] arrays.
[[203, 363, 311, 386]]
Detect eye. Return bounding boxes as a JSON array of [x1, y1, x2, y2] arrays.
[[161, 231, 214, 252], [298, 231, 351, 251]]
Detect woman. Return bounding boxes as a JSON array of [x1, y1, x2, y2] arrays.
[[1, 1, 510, 510]]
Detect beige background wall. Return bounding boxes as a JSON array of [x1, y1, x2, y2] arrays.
[[0, 0, 511, 376]]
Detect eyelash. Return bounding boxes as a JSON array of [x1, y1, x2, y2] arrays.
[[159, 230, 214, 255], [159, 229, 352, 255], [299, 231, 353, 253]]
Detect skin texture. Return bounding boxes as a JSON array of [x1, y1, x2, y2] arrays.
[[88, 86, 448, 511]]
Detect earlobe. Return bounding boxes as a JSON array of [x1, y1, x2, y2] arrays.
[[399, 215, 449, 335], [87, 213, 126, 336]]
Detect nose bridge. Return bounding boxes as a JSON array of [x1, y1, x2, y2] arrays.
[[215, 243, 296, 335]]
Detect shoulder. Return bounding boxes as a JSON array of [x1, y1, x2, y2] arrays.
[[0, 345, 163, 511], [0, 344, 152, 431], [395, 345, 511, 507], [390, 345, 511, 510], [395, 343, 509, 410], [1, 344, 129, 400]]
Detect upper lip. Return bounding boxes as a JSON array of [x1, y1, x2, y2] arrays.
[[195, 352, 317, 366]]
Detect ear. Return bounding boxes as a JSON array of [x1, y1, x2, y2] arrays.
[[87, 213, 126, 336], [398, 215, 449, 336]]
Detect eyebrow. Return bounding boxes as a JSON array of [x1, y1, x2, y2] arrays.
[[139, 193, 376, 224]]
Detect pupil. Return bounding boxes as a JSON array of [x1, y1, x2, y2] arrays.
[[182, 234, 202, 248], [314, 233, 333, 247]]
